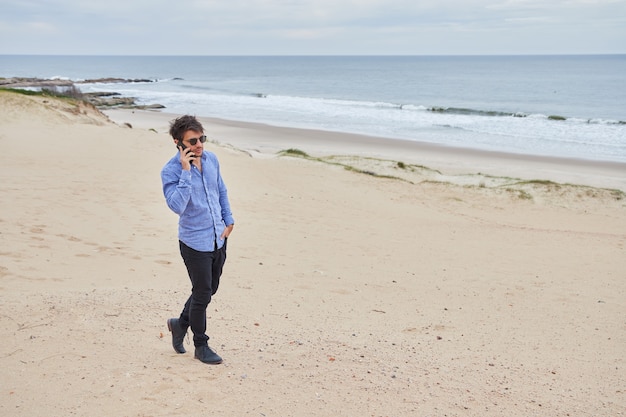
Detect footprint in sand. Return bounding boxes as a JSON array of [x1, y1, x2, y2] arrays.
[[54, 233, 82, 242], [29, 226, 47, 240]]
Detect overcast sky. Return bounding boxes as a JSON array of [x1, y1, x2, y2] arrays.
[[1, 0, 624, 55]]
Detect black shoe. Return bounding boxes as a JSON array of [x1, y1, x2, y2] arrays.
[[194, 345, 223, 364], [167, 318, 187, 354]]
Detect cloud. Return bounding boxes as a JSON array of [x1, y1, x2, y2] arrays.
[[0, 0, 624, 55]]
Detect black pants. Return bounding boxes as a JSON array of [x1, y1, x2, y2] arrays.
[[178, 239, 227, 347]]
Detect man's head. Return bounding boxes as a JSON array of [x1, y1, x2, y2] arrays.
[[169, 115, 207, 158], [169, 115, 204, 141]]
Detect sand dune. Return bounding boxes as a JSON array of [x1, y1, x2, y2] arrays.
[[1, 90, 625, 416]]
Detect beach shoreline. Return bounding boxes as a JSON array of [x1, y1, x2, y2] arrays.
[[105, 108, 626, 192]]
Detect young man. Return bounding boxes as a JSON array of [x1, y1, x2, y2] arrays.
[[161, 115, 234, 365]]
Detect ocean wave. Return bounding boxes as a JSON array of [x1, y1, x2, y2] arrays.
[[426, 106, 625, 125], [245, 94, 626, 126], [166, 80, 625, 126], [76, 85, 626, 162], [428, 106, 528, 118]]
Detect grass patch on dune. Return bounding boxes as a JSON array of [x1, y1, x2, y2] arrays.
[[610, 190, 625, 200], [279, 148, 310, 158], [277, 148, 626, 203], [492, 179, 626, 203], [278, 148, 441, 184], [342, 165, 407, 182], [326, 155, 442, 176], [1, 87, 41, 96], [278, 149, 413, 182], [505, 188, 533, 200], [508, 179, 625, 201], [1, 85, 85, 101]]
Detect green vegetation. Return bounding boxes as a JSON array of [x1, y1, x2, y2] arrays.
[[342, 165, 406, 182], [1, 85, 148, 109], [1, 85, 84, 101], [502, 179, 626, 201], [276, 147, 626, 203], [548, 115, 566, 121], [610, 190, 625, 200], [517, 179, 559, 186], [0, 87, 41, 96], [505, 188, 533, 200], [513, 179, 562, 190], [279, 148, 310, 158], [278, 149, 410, 182]]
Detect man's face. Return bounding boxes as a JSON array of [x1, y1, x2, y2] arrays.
[[179, 130, 205, 157]]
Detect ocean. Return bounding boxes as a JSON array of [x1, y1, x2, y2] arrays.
[[2, 55, 625, 163]]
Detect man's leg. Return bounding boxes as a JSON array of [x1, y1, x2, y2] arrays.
[[210, 238, 227, 296], [179, 241, 215, 347]]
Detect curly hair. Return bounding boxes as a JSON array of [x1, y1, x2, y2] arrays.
[[169, 115, 204, 140]]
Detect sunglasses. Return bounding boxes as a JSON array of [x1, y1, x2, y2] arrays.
[[185, 135, 207, 146]]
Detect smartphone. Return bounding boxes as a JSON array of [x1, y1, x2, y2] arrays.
[[177, 141, 194, 160]]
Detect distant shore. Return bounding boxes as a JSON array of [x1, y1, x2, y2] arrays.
[[0, 76, 156, 88], [0, 76, 165, 109]]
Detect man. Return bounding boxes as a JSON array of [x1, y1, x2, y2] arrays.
[[161, 115, 234, 365]]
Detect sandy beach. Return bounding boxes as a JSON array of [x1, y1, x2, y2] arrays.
[[1, 90, 625, 416]]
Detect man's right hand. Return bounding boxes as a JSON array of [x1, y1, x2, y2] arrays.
[[179, 146, 195, 171]]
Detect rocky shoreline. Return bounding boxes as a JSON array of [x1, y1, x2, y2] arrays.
[[0, 76, 165, 110]]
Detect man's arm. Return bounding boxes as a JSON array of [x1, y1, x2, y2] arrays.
[[161, 165, 192, 215]]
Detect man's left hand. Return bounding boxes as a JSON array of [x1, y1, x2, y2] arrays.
[[221, 224, 234, 240]]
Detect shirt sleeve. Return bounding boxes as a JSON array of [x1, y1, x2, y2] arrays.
[[161, 162, 192, 215], [215, 158, 235, 226], [218, 176, 234, 226]]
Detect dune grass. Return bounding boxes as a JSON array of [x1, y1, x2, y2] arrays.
[[277, 148, 626, 203]]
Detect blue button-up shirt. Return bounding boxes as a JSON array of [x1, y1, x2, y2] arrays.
[[161, 150, 234, 252]]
